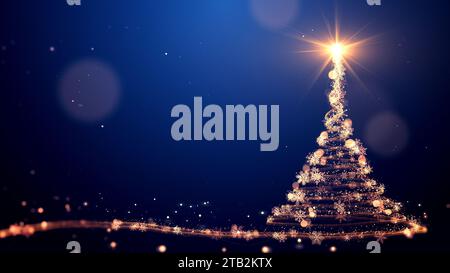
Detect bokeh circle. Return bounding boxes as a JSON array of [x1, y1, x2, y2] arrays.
[[250, 0, 299, 30], [364, 111, 409, 157], [58, 59, 121, 122]]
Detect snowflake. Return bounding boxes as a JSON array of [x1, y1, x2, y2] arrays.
[[287, 190, 306, 203], [310, 168, 325, 184], [317, 136, 327, 146], [377, 184, 385, 194], [173, 226, 181, 235], [307, 153, 321, 166], [296, 171, 310, 185], [272, 232, 287, 242], [393, 203, 402, 212], [309, 231, 324, 245], [271, 207, 281, 216], [336, 213, 347, 222], [293, 210, 307, 222], [137, 223, 148, 232], [288, 229, 298, 237], [359, 165, 372, 175], [356, 140, 367, 155], [280, 205, 292, 214], [111, 219, 123, 231], [317, 186, 327, 196], [353, 192, 363, 201], [130, 223, 140, 231], [334, 201, 346, 215], [364, 179, 377, 188]]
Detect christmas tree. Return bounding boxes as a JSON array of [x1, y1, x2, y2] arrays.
[[266, 43, 426, 244]]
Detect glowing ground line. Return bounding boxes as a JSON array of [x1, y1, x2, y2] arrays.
[[0, 219, 426, 242]]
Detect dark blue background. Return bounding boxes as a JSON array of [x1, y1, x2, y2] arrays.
[[0, 0, 449, 252]]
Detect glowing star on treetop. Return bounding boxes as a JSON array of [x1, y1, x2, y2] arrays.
[[328, 43, 346, 60], [296, 25, 377, 85]]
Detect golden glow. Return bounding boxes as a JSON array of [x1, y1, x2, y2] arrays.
[[295, 21, 378, 92], [328, 43, 346, 60]]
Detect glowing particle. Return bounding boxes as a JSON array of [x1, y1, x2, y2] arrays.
[[328, 43, 345, 59], [261, 246, 271, 253], [328, 70, 337, 80], [372, 200, 382, 208], [403, 228, 413, 239], [157, 245, 167, 253], [110, 241, 117, 249], [64, 203, 71, 213], [300, 219, 309, 228], [330, 246, 337, 252], [37, 207, 44, 214]]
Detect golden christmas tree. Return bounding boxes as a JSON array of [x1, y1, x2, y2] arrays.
[[266, 42, 427, 244]]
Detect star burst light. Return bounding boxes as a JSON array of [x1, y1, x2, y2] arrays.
[[296, 22, 377, 89]]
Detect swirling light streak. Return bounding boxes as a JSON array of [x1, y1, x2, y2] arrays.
[[0, 218, 426, 242]]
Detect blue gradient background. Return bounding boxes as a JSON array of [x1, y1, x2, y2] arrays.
[[0, 0, 449, 252]]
